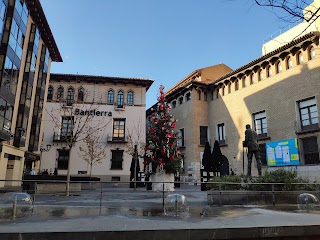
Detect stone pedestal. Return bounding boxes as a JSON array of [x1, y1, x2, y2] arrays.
[[151, 171, 174, 192]]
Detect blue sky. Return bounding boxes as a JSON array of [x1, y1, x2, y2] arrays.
[[40, 0, 300, 109]]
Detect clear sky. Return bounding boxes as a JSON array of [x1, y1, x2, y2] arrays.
[[40, 0, 300, 109]]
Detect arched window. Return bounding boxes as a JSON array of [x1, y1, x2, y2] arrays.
[[67, 87, 74, 106], [179, 97, 183, 105], [297, 52, 303, 65], [242, 76, 247, 88], [127, 91, 134, 105], [78, 87, 84, 102], [117, 90, 124, 108], [234, 80, 239, 90], [47, 86, 53, 101], [250, 74, 254, 84], [185, 92, 191, 102], [276, 61, 282, 74], [216, 87, 219, 98], [267, 65, 272, 78], [198, 90, 201, 100], [204, 92, 208, 101], [228, 83, 231, 93], [286, 56, 293, 69], [171, 100, 176, 108], [258, 70, 264, 81], [107, 89, 114, 105], [221, 86, 225, 96], [57, 86, 64, 99], [309, 46, 316, 60]]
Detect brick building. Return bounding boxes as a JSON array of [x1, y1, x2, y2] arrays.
[[148, 2, 320, 182]]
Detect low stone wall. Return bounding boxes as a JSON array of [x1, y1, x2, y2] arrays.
[[207, 190, 319, 205], [36, 183, 81, 194]]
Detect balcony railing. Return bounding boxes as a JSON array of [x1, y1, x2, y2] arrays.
[[295, 117, 320, 133], [53, 132, 72, 142], [114, 102, 125, 110], [107, 134, 128, 143]]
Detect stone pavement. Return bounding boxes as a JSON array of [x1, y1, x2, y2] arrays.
[[1, 184, 320, 239]]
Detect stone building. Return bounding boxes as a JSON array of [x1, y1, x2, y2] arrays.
[[149, 2, 320, 182], [41, 73, 153, 182], [0, 0, 62, 187]]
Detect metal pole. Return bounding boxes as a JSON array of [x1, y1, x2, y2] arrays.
[[134, 145, 138, 190], [242, 145, 245, 175], [162, 180, 165, 212], [12, 194, 17, 219]]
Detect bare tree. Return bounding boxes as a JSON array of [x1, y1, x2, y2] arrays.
[[253, 0, 319, 24], [78, 126, 108, 178], [45, 97, 111, 196]]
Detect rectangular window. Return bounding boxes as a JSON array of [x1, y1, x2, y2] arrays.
[[302, 137, 319, 165], [298, 97, 319, 132], [253, 111, 268, 139], [57, 149, 69, 170], [200, 126, 208, 145], [113, 118, 125, 140], [61, 116, 73, 138], [178, 128, 185, 147], [111, 150, 123, 170], [217, 123, 226, 145], [259, 143, 267, 165]]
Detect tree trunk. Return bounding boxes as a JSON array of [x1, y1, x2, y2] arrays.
[[90, 163, 93, 178], [66, 147, 72, 196]]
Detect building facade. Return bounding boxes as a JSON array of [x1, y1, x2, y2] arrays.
[[152, 11, 320, 182], [41, 73, 153, 182], [0, 0, 62, 187]]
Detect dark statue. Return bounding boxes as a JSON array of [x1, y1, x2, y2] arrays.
[[212, 140, 229, 176], [244, 124, 262, 176], [202, 142, 213, 171]]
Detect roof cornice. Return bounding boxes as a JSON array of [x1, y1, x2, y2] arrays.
[[25, 0, 62, 62], [211, 31, 320, 85], [50, 73, 154, 91]]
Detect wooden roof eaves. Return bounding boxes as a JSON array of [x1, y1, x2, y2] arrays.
[[211, 31, 320, 85], [50, 73, 154, 90]]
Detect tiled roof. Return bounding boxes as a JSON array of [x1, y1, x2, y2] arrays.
[[25, 0, 62, 62], [165, 64, 233, 96]]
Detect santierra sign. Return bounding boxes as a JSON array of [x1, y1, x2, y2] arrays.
[[74, 108, 112, 116]]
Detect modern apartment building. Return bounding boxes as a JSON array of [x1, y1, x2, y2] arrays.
[[0, 0, 62, 187], [150, 3, 320, 182], [41, 73, 153, 182]]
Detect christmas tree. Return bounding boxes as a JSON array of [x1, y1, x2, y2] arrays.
[[144, 85, 182, 175]]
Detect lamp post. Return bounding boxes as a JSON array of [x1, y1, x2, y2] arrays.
[[39, 144, 52, 173]]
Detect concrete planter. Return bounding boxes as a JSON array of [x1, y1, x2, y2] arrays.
[[151, 172, 174, 192], [207, 190, 303, 205]]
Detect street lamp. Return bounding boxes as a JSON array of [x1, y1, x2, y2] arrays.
[[40, 144, 52, 152]]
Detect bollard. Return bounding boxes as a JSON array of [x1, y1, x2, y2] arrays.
[[12, 194, 17, 219], [99, 182, 102, 208], [272, 184, 275, 205]]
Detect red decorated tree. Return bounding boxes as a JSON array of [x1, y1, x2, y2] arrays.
[[145, 86, 182, 176]]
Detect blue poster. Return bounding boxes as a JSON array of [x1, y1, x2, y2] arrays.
[[266, 138, 300, 167]]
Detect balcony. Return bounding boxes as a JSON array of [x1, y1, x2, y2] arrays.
[[53, 132, 72, 142], [114, 102, 125, 111], [295, 117, 320, 134], [107, 134, 128, 143]]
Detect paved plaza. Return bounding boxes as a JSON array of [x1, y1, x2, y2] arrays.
[[1, 184, 320, 239]]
